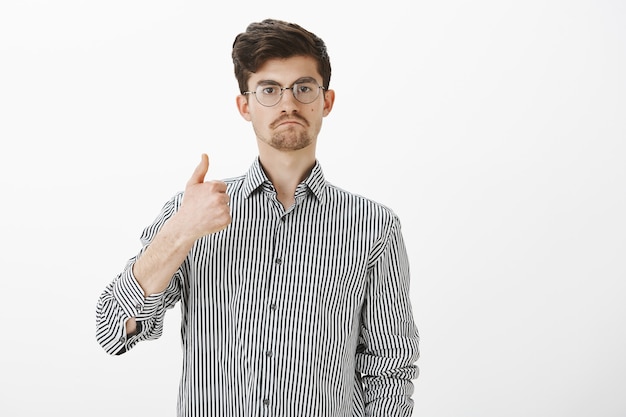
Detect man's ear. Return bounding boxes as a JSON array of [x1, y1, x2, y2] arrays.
[[322, 89, 335, 117], [236, 95, 252, 121]]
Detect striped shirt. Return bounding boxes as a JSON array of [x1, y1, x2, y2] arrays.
[[96, 158, 420, 417]]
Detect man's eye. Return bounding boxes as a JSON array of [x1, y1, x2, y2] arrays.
[[261, 87, 277, 95], [297, 84, 313, 93]]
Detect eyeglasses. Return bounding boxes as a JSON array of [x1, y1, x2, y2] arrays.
[[243, 78, 325, 107]]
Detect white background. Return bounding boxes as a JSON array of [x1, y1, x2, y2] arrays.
[[1, 1, 624, 416]]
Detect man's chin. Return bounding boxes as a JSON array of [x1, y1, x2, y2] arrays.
[[271, 134, 311, 151]]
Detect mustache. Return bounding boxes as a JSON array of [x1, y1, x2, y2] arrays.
[[270, 114, 309, 128]]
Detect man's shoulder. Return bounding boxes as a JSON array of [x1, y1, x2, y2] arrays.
[[324, 182, 399, 221]]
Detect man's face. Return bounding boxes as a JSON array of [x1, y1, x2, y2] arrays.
[[236, 55, 334, 152]]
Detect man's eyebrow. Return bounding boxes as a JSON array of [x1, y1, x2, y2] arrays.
[[256, 77, 318, 86], [293, 76, 318, 84], [257, 80, 281, 86]]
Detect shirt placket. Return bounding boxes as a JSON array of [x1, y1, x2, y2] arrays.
[[259, 199, 287, 416]]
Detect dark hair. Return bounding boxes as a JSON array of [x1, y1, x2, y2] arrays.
[[232, 19, 331, 94]]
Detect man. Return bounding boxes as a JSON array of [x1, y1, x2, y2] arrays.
[[96, 18, 420, 417]]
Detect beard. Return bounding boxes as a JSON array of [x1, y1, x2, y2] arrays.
[[269, 127, 313, 151]]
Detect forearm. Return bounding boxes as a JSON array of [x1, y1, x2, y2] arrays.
[[125, 216, 192, 335], [133, 213, 197, 297]]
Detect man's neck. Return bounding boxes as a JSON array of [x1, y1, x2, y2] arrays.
[[258, 148, 316, 209]]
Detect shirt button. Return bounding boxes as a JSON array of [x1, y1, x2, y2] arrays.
[[119, 336, 126, 343], [135, 303, 142, 310], [263, 398, 270, 406], [266, 350, 273, 358], [275, 258, 282, 265], [270, 303, 277, 311]]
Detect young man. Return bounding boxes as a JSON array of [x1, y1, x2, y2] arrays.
[[96, 18, 420, 417]]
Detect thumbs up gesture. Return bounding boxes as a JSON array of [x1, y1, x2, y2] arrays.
[[176, 153, 231, 240]]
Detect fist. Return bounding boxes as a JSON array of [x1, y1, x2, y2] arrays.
[[177, 153, 231, 239]]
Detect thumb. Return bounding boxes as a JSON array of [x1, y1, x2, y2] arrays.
[[187, 153, 209, 186]]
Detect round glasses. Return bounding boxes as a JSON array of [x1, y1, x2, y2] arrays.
[[243, 79, 325, 107]]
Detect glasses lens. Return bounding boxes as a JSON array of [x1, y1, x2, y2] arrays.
[[293, 81, 320, 104], [256, 85, 281, 106]]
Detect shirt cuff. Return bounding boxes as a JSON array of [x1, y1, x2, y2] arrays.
[[112, 266, 165, 320]]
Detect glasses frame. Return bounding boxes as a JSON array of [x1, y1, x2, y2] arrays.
[[243, 79, 325, 107]]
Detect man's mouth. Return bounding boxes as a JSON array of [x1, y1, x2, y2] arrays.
[[272, 116, 308, 128]]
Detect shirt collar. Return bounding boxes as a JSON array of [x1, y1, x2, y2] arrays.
[[242, 157, 327, 203]]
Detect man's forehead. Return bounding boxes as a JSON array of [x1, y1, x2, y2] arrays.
[[248, 56, 321, 85]]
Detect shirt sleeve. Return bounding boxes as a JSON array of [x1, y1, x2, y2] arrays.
[[356, 214, 420, 417], [95, 195, 184, 355]]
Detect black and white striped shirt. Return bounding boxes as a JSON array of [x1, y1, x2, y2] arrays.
[[96, 158, 420, 417]]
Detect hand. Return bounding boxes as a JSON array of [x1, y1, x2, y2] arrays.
[[176, 153, 231, 240]]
